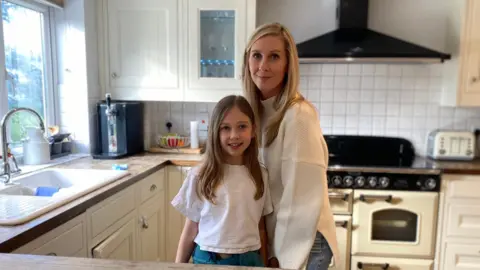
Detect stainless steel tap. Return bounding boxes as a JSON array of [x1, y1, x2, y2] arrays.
[[1, 107, 45, 184]]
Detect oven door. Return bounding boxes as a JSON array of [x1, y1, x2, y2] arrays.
[[351, 190, 438, 259]]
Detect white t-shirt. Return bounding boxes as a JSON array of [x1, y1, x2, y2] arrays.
[[171, 164, 273, 254]]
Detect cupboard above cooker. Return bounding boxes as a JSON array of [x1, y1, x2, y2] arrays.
[[96, 0, 256, 103]]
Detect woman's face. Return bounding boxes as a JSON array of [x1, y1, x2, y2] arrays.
[[248, 35, 288, 100]]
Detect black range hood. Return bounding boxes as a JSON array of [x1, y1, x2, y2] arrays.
[[296, 0, 451, 64]]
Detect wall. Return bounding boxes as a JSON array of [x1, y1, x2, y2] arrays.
[[143, 63, 480, 156]]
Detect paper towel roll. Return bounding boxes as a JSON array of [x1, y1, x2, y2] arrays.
[[190, 121, 199, 149]]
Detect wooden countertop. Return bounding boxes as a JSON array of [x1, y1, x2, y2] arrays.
[[0, 253, 273, 269], [1, 151, 480, 253], [0, 153, 203, 253]]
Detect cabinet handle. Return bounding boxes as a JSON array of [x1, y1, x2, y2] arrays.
[[359, 194, 393, 203], [46, 252, 57, 256], [141, 216, 149, 229], [357, 262, 389, 269], [328, 191, 349, 201], [472, 77, 479, 84], [335, 221, 348, 228], [150, 184, 157, 192], [111, 72, 118, 78]]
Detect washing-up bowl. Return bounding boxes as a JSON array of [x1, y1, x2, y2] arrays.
[[0, 168, 130, 225]]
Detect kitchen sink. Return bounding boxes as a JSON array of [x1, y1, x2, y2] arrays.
[[0, 168, 130, 225]]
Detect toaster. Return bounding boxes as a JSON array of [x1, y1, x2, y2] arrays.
[[427, 130, 476, 161]]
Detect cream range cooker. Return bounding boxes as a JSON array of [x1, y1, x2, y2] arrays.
[[324, 135, 441, 270]]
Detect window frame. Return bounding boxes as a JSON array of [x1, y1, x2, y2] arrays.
[[0, 0, 58, 154]]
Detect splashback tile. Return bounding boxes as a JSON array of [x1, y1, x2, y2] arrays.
[[143, 63, 480, 155]]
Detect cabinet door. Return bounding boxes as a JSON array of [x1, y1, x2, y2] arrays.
[[444, 243, 480, 270], [92, 218, 136, 260], [106, 0, 182, 101], [185, 0, 255, 102], [137, 193, 166, 262], [458, 0, 480, 105], [165, 165, 187, 262]]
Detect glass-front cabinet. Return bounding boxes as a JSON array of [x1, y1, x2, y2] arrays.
[[185, 0, 255, 101]]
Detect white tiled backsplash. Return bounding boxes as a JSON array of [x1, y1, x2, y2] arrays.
[[144, 63, 480, 156]]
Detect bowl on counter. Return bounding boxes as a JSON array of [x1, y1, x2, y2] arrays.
[[156, 134, 190, 149]]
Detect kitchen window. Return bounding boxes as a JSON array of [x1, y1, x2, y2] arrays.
[[0, 0, 56, 152]]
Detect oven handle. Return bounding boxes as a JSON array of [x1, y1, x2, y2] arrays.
[[335, 220, 348, 228], [359, 194, 393, 203], [328, 191, 349, 201], [357, 262, 390, 269]]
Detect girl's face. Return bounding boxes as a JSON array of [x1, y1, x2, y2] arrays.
[[219, 106, 254, 165], [248, 35, 288, 100]]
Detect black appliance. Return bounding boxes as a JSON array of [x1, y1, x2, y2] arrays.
[[325, 135, 441, 192], [93, 94, 144, 160], [296, 0, 451, 63]]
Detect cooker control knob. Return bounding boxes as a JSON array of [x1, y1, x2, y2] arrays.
[[368, 176, 378, 187], [343, 176, 354, 187], [355, 176, 366, 187], [332, 176, 343, 187], [425, 178, 437, 190], [379, 177, 390, 188]]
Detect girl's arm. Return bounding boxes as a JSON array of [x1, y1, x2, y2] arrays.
[[258, 216, 268, 266], [175, 218, 199, 263]]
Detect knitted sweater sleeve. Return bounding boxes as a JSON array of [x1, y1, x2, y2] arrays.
[[273, 102, 328, 270]]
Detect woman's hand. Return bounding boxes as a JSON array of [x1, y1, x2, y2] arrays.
[[268, 257, 280, 268]]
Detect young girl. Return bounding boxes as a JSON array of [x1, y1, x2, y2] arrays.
[[171, 95, 272, 267]]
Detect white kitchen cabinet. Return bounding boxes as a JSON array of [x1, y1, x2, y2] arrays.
[[165, 165, 187, 262], [441, 0, 480, 106], [12, 213, 87, 258], [92, 217, 137, 260], [184, 0, 256, 102], [101, 0, 183, 101], [435, 174, 480, 270], [98, 0, 256, 102]]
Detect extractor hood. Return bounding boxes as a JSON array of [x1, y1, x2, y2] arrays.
[[296, 0, 451, 64]]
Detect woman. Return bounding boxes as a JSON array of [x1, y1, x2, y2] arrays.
[[242, 22, 339, 270]]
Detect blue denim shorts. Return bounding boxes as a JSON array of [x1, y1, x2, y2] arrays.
[[307, 232, 333, 270], [192, 245, 264, 267]]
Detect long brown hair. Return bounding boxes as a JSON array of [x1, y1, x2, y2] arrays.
[[196, 95, 264, 204], [242, 22, 304, 147]]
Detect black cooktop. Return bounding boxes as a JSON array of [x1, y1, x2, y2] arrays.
[[325, 135, 417, 168]]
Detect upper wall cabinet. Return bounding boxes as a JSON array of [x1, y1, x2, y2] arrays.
[[98, 0, 256, 102], [441, 0, 480, 107], [184, 0, 255, 102], [101, 0, 183, 101]]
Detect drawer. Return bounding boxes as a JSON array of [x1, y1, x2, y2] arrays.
[[328, 189, 352, 215], [446, 175, 480, 200], [351, 256, 433, 270], [88, 187, 135, 239], [13, 213, 86, 257], [444, 243, 480, 270], [447, 203, 480, 239], [137, 168, 165, 204]]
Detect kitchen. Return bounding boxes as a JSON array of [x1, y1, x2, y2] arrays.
[[0, 0, 479, 269]]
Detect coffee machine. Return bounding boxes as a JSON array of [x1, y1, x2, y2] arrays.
[[93, 94, 144, 159]]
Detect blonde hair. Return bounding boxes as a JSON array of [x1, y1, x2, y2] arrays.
[[196, 95, 264, 204], [242, 22, 304, 147]]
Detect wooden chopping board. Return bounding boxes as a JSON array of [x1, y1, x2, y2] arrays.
[[148, 146, 204, 154]]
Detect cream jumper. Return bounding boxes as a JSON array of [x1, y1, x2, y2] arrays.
[[260, 97, 339, 269]]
